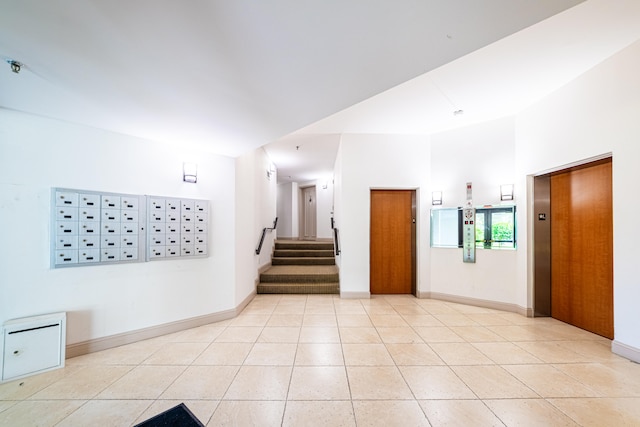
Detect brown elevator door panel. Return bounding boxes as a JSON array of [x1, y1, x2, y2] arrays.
[[550, 159, 613, 339], [370, 190, 414, 294]]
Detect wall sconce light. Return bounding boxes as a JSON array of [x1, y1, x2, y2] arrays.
[[500, 184, 514, 201], [183, 162, 198, 183], [432, 191, 442, 205], [266, 163, 276, 181]]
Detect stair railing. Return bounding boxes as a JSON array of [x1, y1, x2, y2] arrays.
[[333, 227, 341, 255], [256, 217, 278, 255]]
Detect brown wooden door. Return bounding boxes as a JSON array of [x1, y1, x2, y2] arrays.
[[550, 158, 613, 339], [370, 190, 416, 294]]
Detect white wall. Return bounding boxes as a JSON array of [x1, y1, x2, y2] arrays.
[[276, 181, 300, 239], [515, 40, 640, 358], [429, 117, 519, 306], [0, 109, 236, 345], [336, 134, 430, 297], [332, 142, 344, 269], [234, 147, 278, 304], [316, 178, 334, 239]]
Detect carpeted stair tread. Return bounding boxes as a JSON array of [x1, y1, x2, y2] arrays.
[[257, 282, 340, 294], [274, 249, 335, 258], [275, 241, 334, 250], [272, 257, 335, 266], [260, 265, 339, 283]]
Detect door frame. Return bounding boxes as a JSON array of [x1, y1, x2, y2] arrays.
[[532, 154, 613, 335], [299, 185, 317, 240], [369, 188, 417, 296]]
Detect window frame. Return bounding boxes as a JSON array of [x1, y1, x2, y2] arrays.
[[474, 206, 516, 249], [430, 205, 516, 250]]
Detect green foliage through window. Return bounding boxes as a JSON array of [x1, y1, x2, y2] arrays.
[[476, 207, 516, 249], [431, 206, 516, 250]]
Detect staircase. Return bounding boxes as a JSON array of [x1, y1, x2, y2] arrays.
[[257, 240, 339, 294]]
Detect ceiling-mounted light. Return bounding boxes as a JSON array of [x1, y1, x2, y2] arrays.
[[453, 109, 464, 116], [7, 59, 22, 74]]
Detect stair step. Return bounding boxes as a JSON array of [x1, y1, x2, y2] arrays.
[[257, 282, 340, 294], [272, 257, 335, 266], [274, 249, 335, 258], [275, 241, 334, 251], [260, 241, 340, 295], [260, 265, 339, 283]]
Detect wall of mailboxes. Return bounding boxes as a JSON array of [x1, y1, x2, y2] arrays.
[[51, 188, 209, 268]]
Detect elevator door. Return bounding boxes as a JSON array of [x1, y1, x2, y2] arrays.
[[550, 158, 613, 339]]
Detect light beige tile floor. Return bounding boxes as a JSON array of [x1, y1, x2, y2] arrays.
[[1, 295, 640, 426]]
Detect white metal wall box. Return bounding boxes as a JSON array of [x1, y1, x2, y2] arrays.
[[1, 312, 66, 383]]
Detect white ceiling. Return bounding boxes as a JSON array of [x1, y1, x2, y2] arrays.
[[2, 1, 638, 184]]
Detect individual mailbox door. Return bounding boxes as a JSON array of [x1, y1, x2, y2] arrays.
[[166, 223, 179, 234], [101, 195, 120, 209], [121, 235, 138, 247], [181, 223, 194, 234], [165, 245, 180, 257], [55, 235, 78, 250], [194, 201, 208, 213], [181, 234, 193, 245], [101, 235, 120, 248], [56, 221, 78, 236], [121, 197, 138, 210], [55, 191, 79, 207], [79, 221, 100, 235], [181, 212, 194, 223], [150, 234, 165, 246], [149, 198, 165, 211], [149, 211, 165, 223], [79, 235, 100, 249], [166, 211, 179, 222], [195, 223, 207, 234], [55, 207, 78, 221], [194, 245, 207, 255], [121, 222, 139, 235], [102, 209, 120, 222], [101, 248, 120, 262], [78, 249, 100, 263], [79, 207, 99, 221], [149, 247, 164, 258], [120, 247, 138, 261], [181, 245, 194, 256], [55, 250, 77, 265], [150, 223, 164, 234], [165, 233, 180, 245], [195, 213, 208, 223], [102, 223, 119, 235], [79, 193, 100, 207], [181, 200, 195, 212], [194, 234, 207, 245], [166, 199, 180, 211], [121, 210, 138, 222]]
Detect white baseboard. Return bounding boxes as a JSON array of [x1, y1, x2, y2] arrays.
[[66, 291, 256, 359], [422, 292, 531, 316], [612, 340, 640, 363], [341, 291, 371, 299]]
